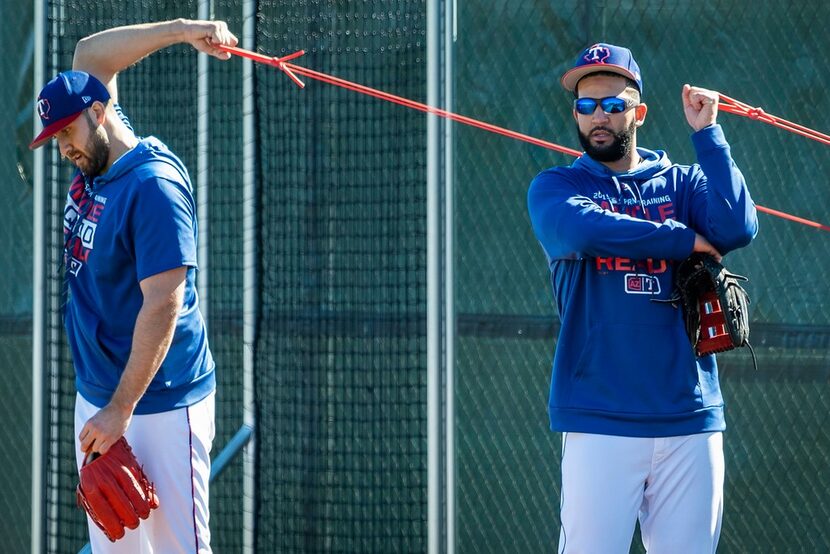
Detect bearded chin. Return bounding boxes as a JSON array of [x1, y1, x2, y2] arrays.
[[578, 120, 637, 162], [84, 129, 110, 178]]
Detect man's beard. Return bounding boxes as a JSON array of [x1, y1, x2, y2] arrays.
[[577, 120, 637, 162], [81, 129, 110, 177], [74, 111, 110, 177]]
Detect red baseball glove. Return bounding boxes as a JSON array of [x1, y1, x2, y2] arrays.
[[76, 436, 160, 542]]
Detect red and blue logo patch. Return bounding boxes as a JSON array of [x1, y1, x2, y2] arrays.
[[583, 44, 611, 64], [37, 98, 51, 120], [624, 273, 661, 295]]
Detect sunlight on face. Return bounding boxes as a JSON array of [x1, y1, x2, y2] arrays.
[[55, 109, 110, 177], [574, 74, 641, 162]]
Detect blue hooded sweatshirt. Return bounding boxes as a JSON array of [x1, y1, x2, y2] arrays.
[[527, 124, 757, 437], [63, 136, 215, 414]]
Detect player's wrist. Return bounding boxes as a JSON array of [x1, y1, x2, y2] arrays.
[[172, 18, 191, 44], [107, 395, 137, 417], [692, 121, 717, 133], [167, 17, 193, 44]]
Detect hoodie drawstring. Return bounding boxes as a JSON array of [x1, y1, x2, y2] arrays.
[[611, 175, 647, 218]]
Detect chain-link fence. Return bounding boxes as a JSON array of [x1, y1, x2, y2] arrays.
[[19, 1, 830, 553], [1, 2, 34, 553], [455, 1, 830, 552]]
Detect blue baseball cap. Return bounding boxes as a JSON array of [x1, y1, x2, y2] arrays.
[[30, 70, 110, 149], [560, 43, 643, 95]]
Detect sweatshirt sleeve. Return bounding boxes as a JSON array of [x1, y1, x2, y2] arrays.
[[528, 169, 696, 261], [687, 124, 758, 253], [127, 177, 198, 281]]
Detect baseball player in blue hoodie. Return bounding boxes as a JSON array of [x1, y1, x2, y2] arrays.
[[30, 19, 237, 553], [527, 43, 758, 553]]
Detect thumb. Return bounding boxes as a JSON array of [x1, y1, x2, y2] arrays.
[[203, 37, 233, 60]]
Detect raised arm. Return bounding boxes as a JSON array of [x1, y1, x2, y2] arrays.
[[683, 84, 758, 253], [73, 19, 238, 102]]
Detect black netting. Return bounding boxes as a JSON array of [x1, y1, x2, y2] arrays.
[[41, 2, 248, 552], [35, 1, 830, 553], [206, 1, 247, 550], [40, 1, 427, 553], [254, 1, 427, 551]]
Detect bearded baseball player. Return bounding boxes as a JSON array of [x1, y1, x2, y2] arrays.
[[30, 19, 237, 552], [527, 43, 758, 552]]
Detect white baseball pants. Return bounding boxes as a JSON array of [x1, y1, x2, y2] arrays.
[[74, 392, 215, 553], [558, 431, 724, 554]]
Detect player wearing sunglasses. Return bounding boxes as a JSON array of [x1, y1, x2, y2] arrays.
[[527, 43, 758, 552]]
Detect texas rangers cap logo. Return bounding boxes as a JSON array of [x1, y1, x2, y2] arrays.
[[37, 98, 51, 120], [584, 44, 611, 64]]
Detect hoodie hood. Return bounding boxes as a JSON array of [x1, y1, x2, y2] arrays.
[[573, 147, 672, 181], [91, 136, 190, 189]]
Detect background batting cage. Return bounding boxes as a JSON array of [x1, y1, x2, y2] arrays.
[[11, 0, 827, 552]]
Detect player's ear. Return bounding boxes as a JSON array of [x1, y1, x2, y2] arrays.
[[634, 102, 648, 127], [90, 101, 107, 125]]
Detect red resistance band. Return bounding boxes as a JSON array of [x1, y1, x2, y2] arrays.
[[718, 94, 830, 146], [218, 45, 830, 233]]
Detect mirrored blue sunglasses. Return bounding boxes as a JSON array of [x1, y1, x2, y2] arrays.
[[574, 96, 637, 115]]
